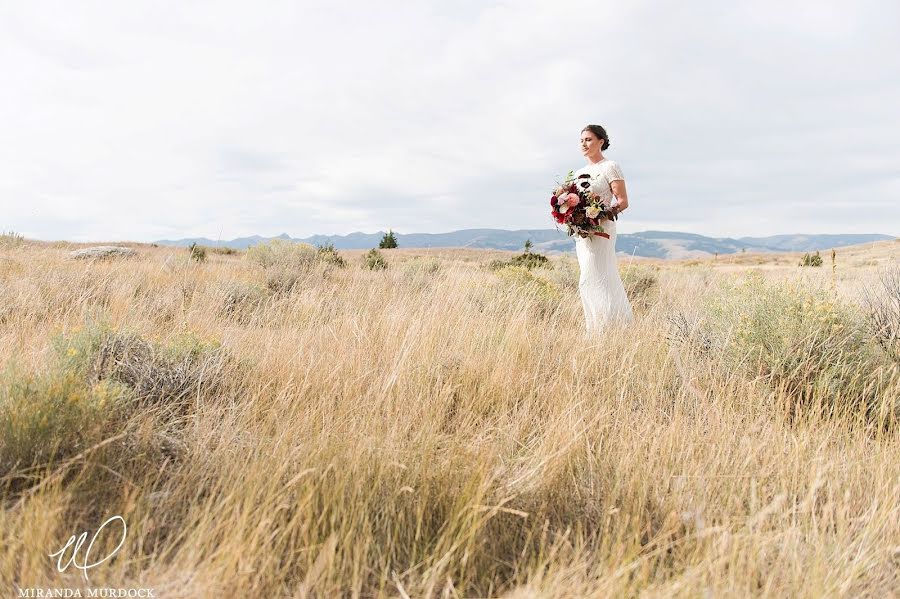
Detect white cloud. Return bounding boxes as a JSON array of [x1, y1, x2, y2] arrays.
[[1, 0, 898, 242]]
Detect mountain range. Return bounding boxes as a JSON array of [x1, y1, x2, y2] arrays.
[[155, 230, 896, 260]]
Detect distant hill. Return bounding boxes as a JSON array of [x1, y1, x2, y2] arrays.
[[156, 230, 895, 260], [735, 234, 895, 252]]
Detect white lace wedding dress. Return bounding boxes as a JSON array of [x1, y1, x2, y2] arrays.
[[572, 159, 634, 335]]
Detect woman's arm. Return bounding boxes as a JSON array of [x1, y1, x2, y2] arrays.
[[610, 179, 629, 216]]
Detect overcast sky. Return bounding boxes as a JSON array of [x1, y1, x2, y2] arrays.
[[2, 1, 898, 242]]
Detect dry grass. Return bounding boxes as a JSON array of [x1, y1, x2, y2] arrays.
[[1, 239, 898, 598]]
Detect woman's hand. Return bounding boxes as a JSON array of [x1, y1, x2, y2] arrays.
[[610, 179, 629, 215]]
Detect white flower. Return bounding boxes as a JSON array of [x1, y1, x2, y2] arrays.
[[559, 204, 570, 214], [585, 206, 601, 219]]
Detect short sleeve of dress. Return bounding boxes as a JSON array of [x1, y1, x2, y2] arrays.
[[605, 161, 624, 183]]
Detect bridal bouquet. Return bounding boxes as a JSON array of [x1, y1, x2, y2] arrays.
[[549, 172, 616, 239]]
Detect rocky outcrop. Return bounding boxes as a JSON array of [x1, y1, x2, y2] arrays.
[[69, 246, 137, 260]]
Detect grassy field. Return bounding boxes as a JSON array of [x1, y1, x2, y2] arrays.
[[1, 235, 898, 597]]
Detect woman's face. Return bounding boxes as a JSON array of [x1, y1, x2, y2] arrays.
[[580, 130, 603, 159]]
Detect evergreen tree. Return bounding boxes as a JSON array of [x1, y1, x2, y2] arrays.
[[379, 229, 398, 249]]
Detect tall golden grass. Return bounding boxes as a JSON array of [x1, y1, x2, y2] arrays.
[[1, 238, 898, 597]]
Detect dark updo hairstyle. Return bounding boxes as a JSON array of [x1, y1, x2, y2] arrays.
[[582, 124, 610, 151]]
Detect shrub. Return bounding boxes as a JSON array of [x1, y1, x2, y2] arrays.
[[861, 266, 900, 362], [509, 252, 551, 270], [246, 239, 318, 269], [0, 325, 235, 498], [68, 326, 233, 418], [0, 365, 128, 479], [490, 245, 553, 272], [317, 242, 347, 268], [703, 274, 897, 424], [496, 266, 562, 316], [0, 231, 25, 247], [799, 251, 823, 267], [622, 266, 659, 310], [219, 281, 268, 324], [188, 242, 207, 263], [403, 257, 441, 275], [246, 239, 318, 293], [1, 325, 130, 479], [542, 257, 580, 291], [363, 248, 388, 270], [266, 268, 309, 294], [666, 310, 713, 355]]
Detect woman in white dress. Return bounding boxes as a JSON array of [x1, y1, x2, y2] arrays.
[[573, 124, 634, 335]]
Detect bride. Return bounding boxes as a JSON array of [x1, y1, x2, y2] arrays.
[[573, 124, 634, 335]]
